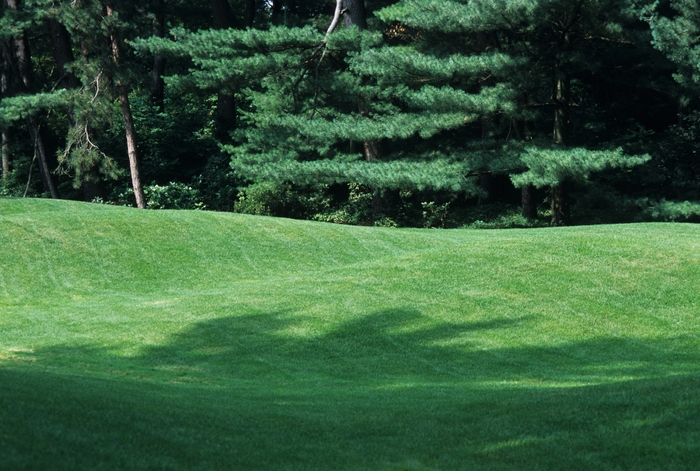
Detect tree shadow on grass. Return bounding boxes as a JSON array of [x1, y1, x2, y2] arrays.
[[2, 309, 700, 470], [135, 309, 535, 382]]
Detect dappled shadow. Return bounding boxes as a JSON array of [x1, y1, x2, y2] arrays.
[[131, 309, 698, 386], [134, 309, 532, 382], [3, 309, 700, 470]]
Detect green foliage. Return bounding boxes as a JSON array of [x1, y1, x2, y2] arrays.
[[649, 111, 700, 201], [420, 200, 452, 228], [143, 182, 205, 210], [466, 213, 545, 229], [1, 0, 697, 226], [234, 181, 324, 219], [193, 154, 241, 212], [511, 147, 651, 188], [648, 0, 700, 92], [232, 157, 480, 192], [97, 181, 205, 210], [646, 199, 700, 222], [0, 90, 70, 127], [311, 182, 376, 225]]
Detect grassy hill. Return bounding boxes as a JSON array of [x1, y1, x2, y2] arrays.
[[1, 198, 699, 470]]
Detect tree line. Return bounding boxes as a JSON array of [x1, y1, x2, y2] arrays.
[[1, 0, 699, 227]]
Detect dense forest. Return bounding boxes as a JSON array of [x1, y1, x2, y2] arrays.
[[1, 0, 699, 227]]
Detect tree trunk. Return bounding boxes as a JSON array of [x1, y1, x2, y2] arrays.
[[118, 85, 145, 209], [477, 115, 494, 205], [19, 73, 58, 200], [48, 19, 80, 91], [550, 182, 569, 226], [26, 117, 58, 198], [511, 117, 538, 219], [245, 0, 256, 28], [211, 0, 237, 139], [1, 40, 11, 181], [551, 66, 570, 226], [211, 0, 237, 29], [476, 31, 500, 204], [270, 0, 283, 25], [521, 184, 538, 219], [2, 127, 10, 181], [363, 139, 382, 221], [343, 0, 380, 222], [107, 5, 146, 209], [552, 69, 570, 146], [49, 17, 105, 200], [151, 0, 166, 111], [6, 0, 59, 198], [341, 0, 367, 29]]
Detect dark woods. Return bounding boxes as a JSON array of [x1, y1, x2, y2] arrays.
[[1, 0, 698, 227]]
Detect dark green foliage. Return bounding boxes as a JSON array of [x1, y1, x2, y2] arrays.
[[0, 0, 698, 225], [648, 0, 700, 94], [234, 181, 325, 219]]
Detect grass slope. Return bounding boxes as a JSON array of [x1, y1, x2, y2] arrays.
[[1, 198, 699, 470]]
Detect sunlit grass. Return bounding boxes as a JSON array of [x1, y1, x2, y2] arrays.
[[1, 198, 700, 470]]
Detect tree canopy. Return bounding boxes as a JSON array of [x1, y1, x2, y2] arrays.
[[1, 0, 698, 226]]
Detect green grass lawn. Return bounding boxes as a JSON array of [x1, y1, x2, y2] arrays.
[[1, 198, 699, 470]]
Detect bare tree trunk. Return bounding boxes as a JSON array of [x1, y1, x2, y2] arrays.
[[548, 6, 581, 226], [476, 31, 500, 205], [478, 110, 494, 205], [342, 0, 381, 222], [151, 0, 166, 111], [550, 67, 570, 226], [550, 182, 568, 226], [48, 19, 80, 91], [521, 185, 538, 219], [2, 128, 10, 181], [26, 117, 58, 198], [211, 0, 237, 28], [552, 69, 570, 146], [1, 40, 11, 181], [118, 87, 145, 208], [107, 5, 146, 208], [512, 117, 538, 219], [6, 0, 59, 198], [363, 139, 382, 221], [341, 0, 367, 29], [270, 0, 283, 25], [211, 0, 237, 139], [245, 0, 256, 28]]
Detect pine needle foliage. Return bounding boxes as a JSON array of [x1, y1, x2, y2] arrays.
[[135, 1, 527, 194], [648, 0, 700, 93]]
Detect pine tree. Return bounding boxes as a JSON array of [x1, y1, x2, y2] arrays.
[[648, 0, 700, 93], [45, 0, 153, 206], [0, 0, 149, 200], [137, 0, 525, 211], [379, 0, 656, 225], [149, 0, 644, 225]]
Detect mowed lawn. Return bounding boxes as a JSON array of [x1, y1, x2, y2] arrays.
[[1, 198, 699, 470]]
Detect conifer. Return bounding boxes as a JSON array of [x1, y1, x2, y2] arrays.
[[648, 0, 700, 95]]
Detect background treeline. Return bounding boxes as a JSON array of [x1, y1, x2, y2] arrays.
[[1, 0, 699, 227]]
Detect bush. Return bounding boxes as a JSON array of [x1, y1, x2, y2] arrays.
[[234, 182, 326, 219], [144, 182, 205, 210], [98, 182, 205, 210]]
